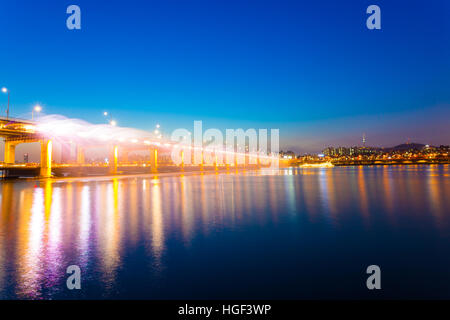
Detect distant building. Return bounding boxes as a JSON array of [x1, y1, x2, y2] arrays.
[[323, 145, 380, 157], [280, 150, 296, 159], [323, 147, 334, 156], [323, 147, 350, 157]]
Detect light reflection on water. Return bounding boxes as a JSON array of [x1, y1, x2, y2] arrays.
[[0, 165, 449, 299]]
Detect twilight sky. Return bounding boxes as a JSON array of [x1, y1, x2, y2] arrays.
[[0, 0, 449, 153]]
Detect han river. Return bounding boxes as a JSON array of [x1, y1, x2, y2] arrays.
[[0, 165, 449, 299]]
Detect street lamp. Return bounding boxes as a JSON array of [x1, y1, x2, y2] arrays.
[[103, 111, 116, 126], [154, 124, 162, 138], [32, 105, 42, 120], [2, 87, 10, 119], [103, 111, 111, 122]]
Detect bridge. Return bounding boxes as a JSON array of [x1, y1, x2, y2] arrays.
[[291, 158, 449, 167], [0, 116, 279, 178], [0, 116, 53, 177]]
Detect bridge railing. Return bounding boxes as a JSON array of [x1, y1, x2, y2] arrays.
[[0, 116, 36, 124]]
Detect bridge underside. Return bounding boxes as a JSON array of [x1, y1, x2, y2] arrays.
[[0, 163, 263, 179]]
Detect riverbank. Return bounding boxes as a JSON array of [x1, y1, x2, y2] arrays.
[[294, 159, 449, 167]]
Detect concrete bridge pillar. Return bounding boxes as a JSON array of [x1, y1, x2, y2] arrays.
[[40, 139, 53, 178], [76, 145, 85, 165], [4, 141, 16, 164], [109, 145, 118, 174], [180, 150, 185, 171], [149, 148, 158, 173], [200, 150, 204, 171]]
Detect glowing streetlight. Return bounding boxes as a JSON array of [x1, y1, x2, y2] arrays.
[[2, 87, 10, 119], [103, 111, 116, 126], [153, 124, 162, 138], [32, 105, 42, 120]]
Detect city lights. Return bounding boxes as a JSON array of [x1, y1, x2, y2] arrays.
[[1, 86, 10, 118]]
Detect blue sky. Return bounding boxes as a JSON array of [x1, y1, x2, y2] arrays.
[[0, 0, 449, 152]]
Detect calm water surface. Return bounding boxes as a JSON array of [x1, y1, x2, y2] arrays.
[[0, 165, 449, 299]]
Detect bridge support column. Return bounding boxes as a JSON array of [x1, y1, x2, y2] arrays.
[[149, 148, 158, 173], [109, 145, 118, 174], [4, 141, 16, 164], [40, 139, 53, 178], [180, 150, 185, 171], [76, 145, 85, 165], [200, 151, 204, 171]]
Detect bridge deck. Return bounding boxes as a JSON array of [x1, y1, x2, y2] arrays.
[[0, 117, 38, 138]]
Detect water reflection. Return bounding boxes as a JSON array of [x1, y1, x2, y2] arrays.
[[78, 185, 90, 266], [17, 186, 45, 298], [0, 165, 448, 299], [99, 178, 121, 291], [150, 176, 164, 267], [357, 166, 370, 225]]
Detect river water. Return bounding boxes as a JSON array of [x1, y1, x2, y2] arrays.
[[0, 165, 449, 299]]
